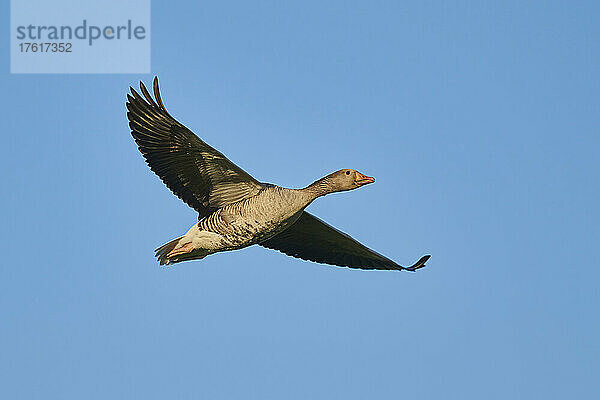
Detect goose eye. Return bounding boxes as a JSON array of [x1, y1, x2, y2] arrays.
[[346, 171, 350, 175]]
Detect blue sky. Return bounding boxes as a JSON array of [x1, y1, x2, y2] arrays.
[[2, 1, 599, 398]]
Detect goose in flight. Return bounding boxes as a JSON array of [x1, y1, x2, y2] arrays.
[[126, 77, 430, 271]]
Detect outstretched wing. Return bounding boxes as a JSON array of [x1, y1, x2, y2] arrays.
[[260, 212, 430, 271], [127, 77, 264, 218]]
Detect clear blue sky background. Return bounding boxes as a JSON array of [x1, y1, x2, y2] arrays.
[[2, 1, 599, 399]]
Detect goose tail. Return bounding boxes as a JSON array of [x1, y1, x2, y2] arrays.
[[155, 237, 183, 265]]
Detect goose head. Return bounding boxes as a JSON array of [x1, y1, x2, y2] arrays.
[[325, 169, 375, 193]]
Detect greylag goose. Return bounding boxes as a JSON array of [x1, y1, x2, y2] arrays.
[[127, 77, 430, 271]]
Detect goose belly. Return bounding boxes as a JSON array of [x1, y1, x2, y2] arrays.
[[199, 201, 300, 249], [239, 210, 301, 244], [191, 188, 306, 252], [218, 209, 302, 249]]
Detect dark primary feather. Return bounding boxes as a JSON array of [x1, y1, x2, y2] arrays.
[[260, 212, 430, 271], [126, 77, 263, 218]]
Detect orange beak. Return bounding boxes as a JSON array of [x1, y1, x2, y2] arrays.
[[355, 172, 375, 186]]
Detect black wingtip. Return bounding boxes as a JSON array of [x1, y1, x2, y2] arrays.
[[405, 254, 430, 272], [152, 76, 174, 118]]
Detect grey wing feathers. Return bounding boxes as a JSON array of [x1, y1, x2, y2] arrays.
[[260, 212, 430, 271], [126, 77, 263, 217]]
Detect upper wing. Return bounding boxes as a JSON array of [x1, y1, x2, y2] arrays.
[[127, 77, 264, 218], [260, 212, 430, 271]]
